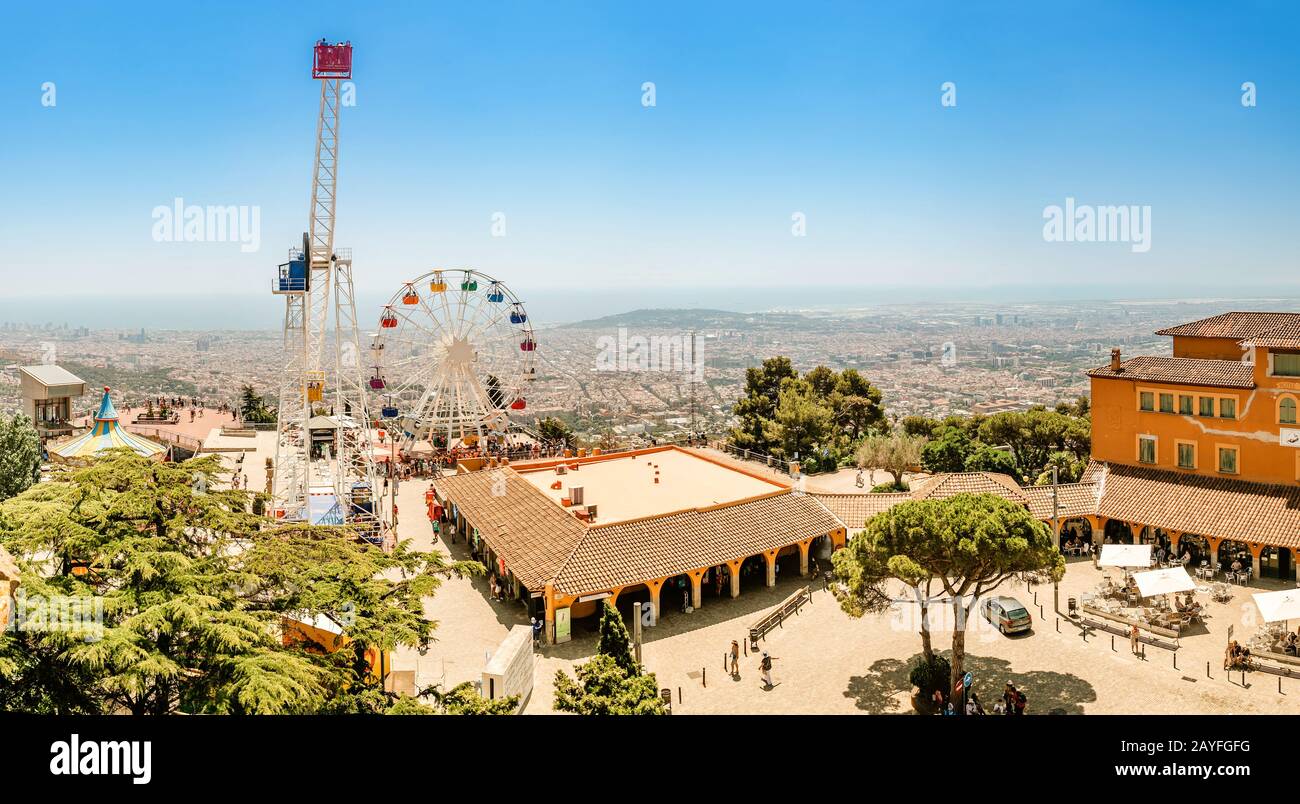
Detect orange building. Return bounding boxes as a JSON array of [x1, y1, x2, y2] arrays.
[[1080, 312, 1300, 581]]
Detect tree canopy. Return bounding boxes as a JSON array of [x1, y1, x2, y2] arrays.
[[831, 493, 1064, 696], [730, 359, 887, 473], [855, 432, 926, 489], [0, 449, 479, 714]]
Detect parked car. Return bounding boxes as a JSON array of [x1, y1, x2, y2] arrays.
[[980, 595, 1032, 635]]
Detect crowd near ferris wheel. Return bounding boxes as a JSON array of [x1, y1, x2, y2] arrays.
[[369, 269, 537, 456]]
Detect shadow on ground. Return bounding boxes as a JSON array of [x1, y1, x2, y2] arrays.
[[844, 651, 1098, 715]]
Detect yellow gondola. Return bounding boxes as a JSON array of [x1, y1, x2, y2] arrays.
[[429, 271, 447, 293]]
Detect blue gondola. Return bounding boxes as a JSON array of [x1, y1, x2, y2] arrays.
[[509, 303, 527, 324], [486, 283, 505, 303], [274, 249, 308, 293], [381, 404, 399, 419]]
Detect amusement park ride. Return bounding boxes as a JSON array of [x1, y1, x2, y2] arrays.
[[268, 39, 538, 537], [269, 40, 384, 539], [370, 269, 536, 454]]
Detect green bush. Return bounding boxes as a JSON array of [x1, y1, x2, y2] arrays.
[[870, 481, 909, 493], [908, 655, 952, 697]]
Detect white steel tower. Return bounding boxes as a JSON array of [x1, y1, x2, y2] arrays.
[[270, 40, 384, 543]]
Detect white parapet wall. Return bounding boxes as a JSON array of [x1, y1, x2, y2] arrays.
[[482, 624, 535, 710]]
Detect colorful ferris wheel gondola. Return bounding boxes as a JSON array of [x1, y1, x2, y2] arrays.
[[368, 367, 387, 391], [380, 306, 398, 328], [460, 271, 478, 292], [509, 303, 527, 324], [520, 336, 536, 352], [486, 282, 505, 303], [402, 283, 420, 305], [429, 271, 447, 293], [380, 396, 399, 419]]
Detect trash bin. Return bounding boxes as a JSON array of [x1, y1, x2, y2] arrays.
[[660, 688, 673, 714], [1068, 597, 1078, 617]]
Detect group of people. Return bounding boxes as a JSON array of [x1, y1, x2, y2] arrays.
[[1061, 536, 1092, 557], [724, 640, 776, 689], [929, 682, 1026, 715], [1225, 640, 1254, 671]]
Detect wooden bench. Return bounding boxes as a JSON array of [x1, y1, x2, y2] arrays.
[[1256, 647, 1300, 668], [748, 586, 813, 648], [1249, 659, 1300, 679], [1079, 605, 1179, 651]]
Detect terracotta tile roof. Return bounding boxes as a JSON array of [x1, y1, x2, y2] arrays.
[[431, 468, 587, 591], [1086, 462, 1300, 549], [1086, 355, 1255, 389], [910, 472, 1030, 504], [553, 492, 842, 596], [1022, 482, 1101, 520], [435, 468, 844, 596], [1155, 312, 1300, 339], [808, 492, 911, 530], [1242, 320, 1300, 350]]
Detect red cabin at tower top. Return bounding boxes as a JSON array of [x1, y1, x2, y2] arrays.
[[313, 40, 352, 79]]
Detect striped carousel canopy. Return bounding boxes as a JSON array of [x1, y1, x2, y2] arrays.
[[54, 387, 166, 461]]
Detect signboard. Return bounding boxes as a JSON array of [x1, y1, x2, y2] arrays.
[[1280, 428, 1300, 448], [482, 625, 535, 709], [554, 607, 572, 644]]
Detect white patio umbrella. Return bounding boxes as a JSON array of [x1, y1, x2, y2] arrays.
[[1098, 544, 1152, 568], [1133, 567, 1197, 598], [1252, 589, 1300, 624]]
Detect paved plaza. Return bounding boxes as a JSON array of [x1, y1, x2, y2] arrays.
[[391, 477, 1297, 714]]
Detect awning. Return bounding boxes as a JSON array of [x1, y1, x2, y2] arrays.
[[1098, 544, 1152, 568], [1252, 589, 1300, 624], [1133, 567, 1197, 597]]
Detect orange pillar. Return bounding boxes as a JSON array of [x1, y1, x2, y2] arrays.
[[689, 569, 706, 609], [646, 578, 665, 625], [1249, 543, 1264, 580], [830, 527, 847, 551], [543, 582, 557, 645], [1206, 536, 1222, 570], [727, 559, 743, 598], [763, 550, 778, 587], [798, 539, 812, 577]]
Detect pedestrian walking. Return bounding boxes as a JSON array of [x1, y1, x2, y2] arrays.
[[759, 651, 774, 689], [729, 640, 740, 676], [1129, 623, 1140, 654]]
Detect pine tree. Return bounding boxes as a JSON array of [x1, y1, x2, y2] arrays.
[[0, 414, 41, 502], [553, 600, 667, 714], [595, 599, 637, 674]]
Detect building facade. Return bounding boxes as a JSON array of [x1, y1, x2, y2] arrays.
[[1082, 312, 1300, 581]]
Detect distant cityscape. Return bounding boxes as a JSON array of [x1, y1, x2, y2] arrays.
[[6, 297, 1294, 442]]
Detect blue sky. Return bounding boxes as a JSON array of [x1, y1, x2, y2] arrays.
[[1, 0, 1298, 310]]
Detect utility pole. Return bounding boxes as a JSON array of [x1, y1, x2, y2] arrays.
[[1052, 464, 1061, 615]]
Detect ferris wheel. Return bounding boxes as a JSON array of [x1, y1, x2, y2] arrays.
[[370, 269, 536, 451]]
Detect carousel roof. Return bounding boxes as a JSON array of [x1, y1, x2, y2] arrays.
[[54, 387, 166, 461]]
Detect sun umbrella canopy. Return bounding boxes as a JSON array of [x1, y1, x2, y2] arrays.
[[1098, 544, 1152, 568], [1252, 590, 1300, 624], [1133, 567, 1197, 597]]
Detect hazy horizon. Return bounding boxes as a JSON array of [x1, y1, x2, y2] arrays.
[[5, 283, 1300, 331]]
